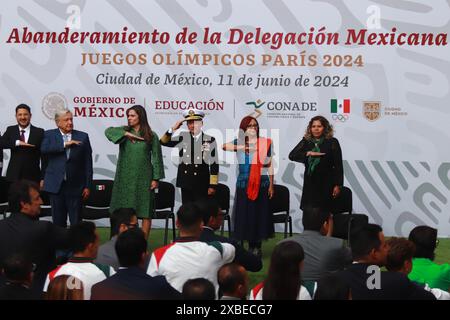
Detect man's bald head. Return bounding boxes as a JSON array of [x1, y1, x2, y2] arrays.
[[217, 263, 248, 299]]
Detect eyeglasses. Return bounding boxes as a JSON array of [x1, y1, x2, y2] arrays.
[[247, 124, 258, 128]]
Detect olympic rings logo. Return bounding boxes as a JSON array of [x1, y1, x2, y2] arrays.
[[332, 114, 349, 122]]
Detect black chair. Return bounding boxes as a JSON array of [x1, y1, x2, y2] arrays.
[[0, 177, 10, 218], [39, 191, 53, 218], [270, 184, 292, 238], [331, 186, 368, 244], [81, 179, 114, 220], [153, 181, 176, 245], [331, 186, 353, 215], [215, 183, 232, 237]]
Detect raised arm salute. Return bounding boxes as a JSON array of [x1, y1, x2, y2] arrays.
[[160, 108, 219, 204]]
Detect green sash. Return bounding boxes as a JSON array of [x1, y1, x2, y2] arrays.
[[307, 137, 324, 175]]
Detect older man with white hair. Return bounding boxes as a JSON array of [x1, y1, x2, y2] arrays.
[[41, 109, 93, 227]]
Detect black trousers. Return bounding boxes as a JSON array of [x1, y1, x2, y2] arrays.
[[181, 187, 209, 205]]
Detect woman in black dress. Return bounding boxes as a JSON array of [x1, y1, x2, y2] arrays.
[[289, 116, 343, 211]]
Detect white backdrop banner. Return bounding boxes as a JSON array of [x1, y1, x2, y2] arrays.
[[1, 0, 449, 236]]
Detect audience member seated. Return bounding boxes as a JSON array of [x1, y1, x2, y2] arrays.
[[336, 224, 435, 300], [217, 262, 249, 300], [197, 198, 262, 272], [91, 228, 180, 300], [147, 203, 235, 293], [43, 221, 115, 300], [314, 273, 351, 300], [0, 253, 41, 300], [94, 208, 139, 271], [250, 241, 311, 300], [408, 226, 450, 291], [46, 275, 84, 300], [0, 180, 69, 293], [386, 237, 450, 300], [182, 278, 216, 300], [279, 206, 351, 282]]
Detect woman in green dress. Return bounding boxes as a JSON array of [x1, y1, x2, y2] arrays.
[[105, 105, 164, 239]]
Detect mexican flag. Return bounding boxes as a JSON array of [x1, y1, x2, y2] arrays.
[[331, 99, 350, 114]]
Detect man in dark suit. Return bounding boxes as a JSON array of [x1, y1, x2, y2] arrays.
[[91, 228, 180, 300], [0, 253, 42, 300], [279, 207, 351, 281], [337, 223, 435, 300], [0, 180, 69, 292], [160, 108, 218, 204], [197, 198, 262, 272], [41, 109, 93, 227], [0, 104, 45, 184]]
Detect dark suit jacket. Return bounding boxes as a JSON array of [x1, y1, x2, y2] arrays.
[[90, 266, 180, 300], [337, 263, 436, 300], [1, 124, 44, 182], [0, 212, 69, 292], [41, 129, 93, 195], [160, 131, 219, 191], [200, 227, 262, 272], [0, 283, 42, 300]]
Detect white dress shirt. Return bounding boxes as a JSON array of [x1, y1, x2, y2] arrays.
[[15, 124, 31, 145], [59, 129, 72, 147]]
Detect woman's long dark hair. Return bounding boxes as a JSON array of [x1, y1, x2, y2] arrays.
[[125, 105, 153, 143], [262, 241, 304, 300]]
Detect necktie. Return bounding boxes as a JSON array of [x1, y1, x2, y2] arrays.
[[20, 130, 25, 142], [63, 134, 70, 158]]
